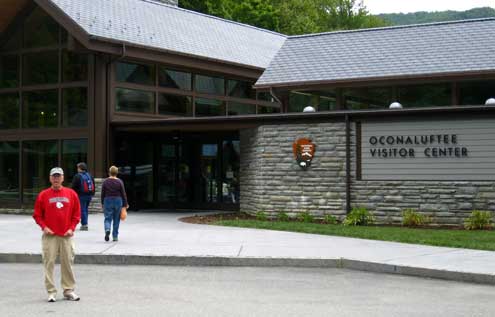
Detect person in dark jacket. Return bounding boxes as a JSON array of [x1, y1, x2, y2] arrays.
[[71, 162, 95, 231], [101, 165, 128, 242]]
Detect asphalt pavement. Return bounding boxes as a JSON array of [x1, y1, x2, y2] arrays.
[[1, 264, 494, 317]]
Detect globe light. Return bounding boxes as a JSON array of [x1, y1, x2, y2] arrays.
[[303, 106, 316, 113], [389, 102, 403, 109], [485, 98, 495, 105]]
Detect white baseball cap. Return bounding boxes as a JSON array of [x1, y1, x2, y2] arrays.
[[49, 167, 64, 176]]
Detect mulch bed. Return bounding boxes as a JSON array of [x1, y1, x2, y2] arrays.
[[179, 213, 255, 224]]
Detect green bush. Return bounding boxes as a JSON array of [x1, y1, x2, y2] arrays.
[[297, 211, 314, 223], [277, 212, 290, 222], [256, 211, 268, 221], [464, 210, 493, 230], [323, 214, 337, 224], [343, 207, 375, 226], [402, 209, 431, 227]]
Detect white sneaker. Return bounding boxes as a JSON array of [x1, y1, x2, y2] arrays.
[[48, 294, 56, 302], [63, 291, 80, 301]]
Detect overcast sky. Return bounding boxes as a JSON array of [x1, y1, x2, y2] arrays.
[[363, 0, 495, 14]]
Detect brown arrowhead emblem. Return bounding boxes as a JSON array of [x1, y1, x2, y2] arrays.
[[293, 138, 316, 169]]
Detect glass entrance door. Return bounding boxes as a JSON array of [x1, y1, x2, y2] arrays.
[[115, 132, 239, 210]]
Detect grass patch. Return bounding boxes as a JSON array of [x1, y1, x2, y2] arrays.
[[214, 219, 495, 251]]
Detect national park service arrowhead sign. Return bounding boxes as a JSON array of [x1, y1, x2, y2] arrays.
[[293, 138, 316, 169]]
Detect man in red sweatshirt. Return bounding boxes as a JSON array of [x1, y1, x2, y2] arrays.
[[33, 167, 81, 303]]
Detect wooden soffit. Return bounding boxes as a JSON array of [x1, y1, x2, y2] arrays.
[[0, 0, 30, 34]]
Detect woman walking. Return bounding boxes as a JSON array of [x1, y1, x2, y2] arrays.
[[101, 166, 128, 242]]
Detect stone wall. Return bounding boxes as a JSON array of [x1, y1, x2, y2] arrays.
[[240, 120, 495, 225], [240, 122, 348, 219]]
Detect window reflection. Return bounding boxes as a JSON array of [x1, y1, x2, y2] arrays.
[[0, 55, 19, 88], [398, 84, 451, 107], [116, 88, 155, 113], [22, 140, 58, 202], [344, 87, 391, 110], [227, 80, 254, 99], [63, 88, 88, 127], [195, 75, 225, 95], [23, 90, 58, 128], [23, 7, 59, 48], [195, 98, 226, 117], [158, 93, 192, 116], [0, 93, 20, 129], [228, 102, 256, 116], [62, 139, 88, 184], [0, 142, 19, 201], [23, 51, 59, 86], [63, 51, 88, 82], [459, 80, 495, 106], [159, 68, 191, 90], [116, 62, 155, 86]]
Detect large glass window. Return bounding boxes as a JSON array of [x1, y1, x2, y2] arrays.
[[344, 87, 391, 110], [116, 62, 155, 86], [195, 75, 225, 95], [1, 28, 21, 52], [116, 88, 155, 113], [459, 80, 495, 106], [23, 90, 58, 128], [289, 91, 312, 112], [257, 105, 280, 114], [0, 55, 19, 88], [158, 93, 192, 116], [0, 93, 20, 129], [159, 68, 191, 90], [22, 140, 58, 202], [398, 83, 451, 107], [289, 90, 337, 112], [63, 88, 87, 127], [195, 98, 225, 117], [62, 139, 88, 183], [23, 51, 59, 86], [228, 102, 256, 116], [227, 80, 254, 99], [23, 7, 59, 49], [0, 141, 19, 201], [63, 51, 88, 82]]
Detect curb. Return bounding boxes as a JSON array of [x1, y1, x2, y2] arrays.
[[1, 253, 493, 286]]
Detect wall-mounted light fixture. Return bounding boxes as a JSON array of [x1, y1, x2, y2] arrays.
[[389, 102, 403, 109], [303, 106, 316, 113], [485, 98, 495, 105]]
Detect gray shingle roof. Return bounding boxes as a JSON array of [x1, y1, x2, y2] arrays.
[[255, 18, 495, 87], [48, 0, 286, 69]]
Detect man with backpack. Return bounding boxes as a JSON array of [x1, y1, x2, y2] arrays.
[[71, 162, 95, 231]]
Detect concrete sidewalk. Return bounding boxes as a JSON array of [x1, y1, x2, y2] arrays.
[[1, 212, 494, 285]]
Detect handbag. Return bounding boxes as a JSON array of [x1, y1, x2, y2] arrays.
[[120, 206, 127, 221]]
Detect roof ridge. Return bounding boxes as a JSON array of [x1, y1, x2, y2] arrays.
[[138, 0, 286, 38], [288, 17, 495, 39]]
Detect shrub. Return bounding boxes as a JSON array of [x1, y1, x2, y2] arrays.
[[402, 209, 431, 227], [277, 212, 290, 222], [464, 210, 493, 230], [343, 207, 374, 226], [323, 214, 337, 224], [297, 211, 314, 223], [256, 210, 268, 221]]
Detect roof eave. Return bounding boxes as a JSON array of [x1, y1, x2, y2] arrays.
[[254, 69, 495, 90]]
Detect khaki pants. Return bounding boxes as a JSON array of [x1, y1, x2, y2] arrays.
[[41, 234, 76, 295]]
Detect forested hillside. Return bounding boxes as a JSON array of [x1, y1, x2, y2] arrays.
[[378, 7, 495, 25]]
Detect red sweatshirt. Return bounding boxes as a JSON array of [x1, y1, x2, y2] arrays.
[[33, 187, 81, 237]]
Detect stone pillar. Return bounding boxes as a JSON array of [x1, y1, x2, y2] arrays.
[[89, 178, 104, 213]]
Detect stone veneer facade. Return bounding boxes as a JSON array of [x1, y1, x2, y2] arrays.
[[239, 121, 495, 225]]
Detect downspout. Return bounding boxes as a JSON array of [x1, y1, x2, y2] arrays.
[[105, 43, 127, 166], [269, 87, 282, 107], [345, 114, 351, 214]]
